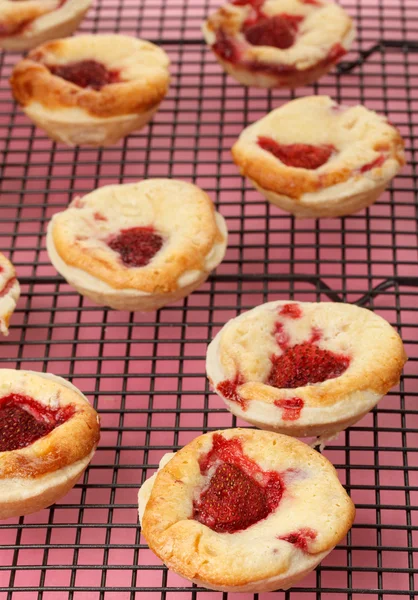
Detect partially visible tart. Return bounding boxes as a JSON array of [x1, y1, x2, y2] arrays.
[[0, 0, 92, 51], [139, 428, 355, 592], [10, 34, 170, 147], [0, 369, 100, 519], [206, 301, 407, 441], [203, 0, 355, 88], [232, 96, 405, 217], [0, 252, 20, 337], [46, 179, 228, 311]]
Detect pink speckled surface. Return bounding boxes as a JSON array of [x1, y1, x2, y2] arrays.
[[0, 0, 418, 598]]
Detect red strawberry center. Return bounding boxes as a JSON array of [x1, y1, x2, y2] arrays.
[[108, 227, 164, 268], [268, 341, 350, 389], [48, 60, 121, 91], [0, 394, 75, 452], [279, 527, 317, 551], [258, 138, 335, 169], [194, 434, 284, 533], [244, 14, 302, 50]]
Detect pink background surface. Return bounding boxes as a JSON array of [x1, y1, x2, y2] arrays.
[[0, 0, 417, 598]]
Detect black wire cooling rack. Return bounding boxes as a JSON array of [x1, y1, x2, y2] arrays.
[[0, 0, 418, 598]]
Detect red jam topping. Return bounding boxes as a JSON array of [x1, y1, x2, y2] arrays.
[[193, 434, 284, 533], [360, 154, 385, 173], [258, 138, 335, 169], [217, 373, 246, 409], [274, 397, 304, 421], [268, 341, 350, 389], [212, 30, 242, 63], [48, 60, 120, 91], [244, 14, 302, 50], [108, 227, 164, 268], [327, 42, 346, 64], [0, 394, 75, 452], [280, 527, 317, 551], [0, 277, 16, 298], [280, 303, 302, 319], [233, 0, 264, 6], [93, 212, 107, 222]]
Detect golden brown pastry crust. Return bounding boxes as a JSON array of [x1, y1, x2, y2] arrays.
[[10, 35, 170, 119], [141, 428, 355, 591], [232, 96, 405, 202], [48, 180, 227, 295], [0, 369, 100, 480]]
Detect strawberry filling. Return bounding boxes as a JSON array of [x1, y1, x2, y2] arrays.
[[48, 60, 121, 91], [268, 341, 350, 389], [233, 0, 264, 6], [360, 154, 385, 173], [0, 394, 75, 452], [279, 527, 317, 551], [93, 212, 107, 222], [244, 14, 302, 49], [279, 303, 303, 319], [216, 372, 246, 409], [193, 434, 284, 533], [274, 397, 304, 421], [108, 227, 164, 268], [0, 277, 16, 298], [258, 138, 335, 169]]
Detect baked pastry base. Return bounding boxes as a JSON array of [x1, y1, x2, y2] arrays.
[[24, 104, 159, 147]]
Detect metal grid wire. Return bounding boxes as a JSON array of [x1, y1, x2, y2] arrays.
[[0, 0, 418, 598]]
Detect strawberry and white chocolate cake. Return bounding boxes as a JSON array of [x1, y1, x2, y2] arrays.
[[0, 252, 20, 336], [10, 34, 170, 147], [202, 0, 355, 88], [46, 179, 228, 312], [139, 428, 355, 592], [206, 301, 407, 441], [0, 369, 100, 519], [0, 0, 91, 51], [232, 96, 405, 217]]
